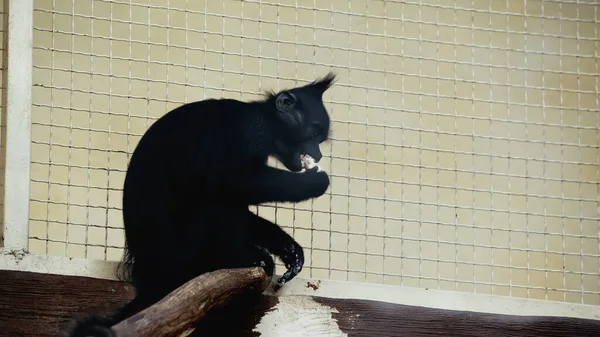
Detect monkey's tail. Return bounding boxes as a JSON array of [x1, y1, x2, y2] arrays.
[[61, 295, 150, 337], [115, 242, 135, 284], [61, 313, 118, 337]]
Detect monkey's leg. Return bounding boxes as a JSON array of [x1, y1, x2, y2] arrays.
[[246, 211, 304, 285], [248, 244, 276, 277]]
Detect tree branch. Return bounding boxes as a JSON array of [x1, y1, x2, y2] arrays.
[[109, 267, 271, 337]]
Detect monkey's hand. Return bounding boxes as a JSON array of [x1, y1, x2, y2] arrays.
[[276, 239, 304, 287], [298, 153, 329, 200], [298, 166, 330, 199]]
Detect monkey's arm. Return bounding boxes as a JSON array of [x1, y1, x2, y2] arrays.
[[247, 211, 304, 285], [231, 166, 329, 205]]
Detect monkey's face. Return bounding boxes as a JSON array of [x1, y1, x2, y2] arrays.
[[272, 82, 332, 173]]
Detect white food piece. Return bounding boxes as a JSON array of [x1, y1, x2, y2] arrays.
[[300, 154, 322, 172], [301, 154, 316, 169]]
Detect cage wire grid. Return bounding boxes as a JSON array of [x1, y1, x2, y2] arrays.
[[20, 0, 600, 305]]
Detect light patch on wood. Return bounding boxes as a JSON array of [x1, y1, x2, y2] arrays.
[[253, 296, 347, 337], [176, 328, 195, 337]]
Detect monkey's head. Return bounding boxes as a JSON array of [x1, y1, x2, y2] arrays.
[[267, 72, 336, 172]]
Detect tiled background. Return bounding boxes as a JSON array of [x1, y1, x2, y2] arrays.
[[22, 0, 600, 305]]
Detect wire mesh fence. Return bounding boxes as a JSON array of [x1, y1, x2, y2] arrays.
[[22, 0, 600, 305]]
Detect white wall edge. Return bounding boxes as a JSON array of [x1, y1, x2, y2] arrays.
[[2, 0, 34, 251], [2, 252, 599, 321], [0, 251, 118, 280]]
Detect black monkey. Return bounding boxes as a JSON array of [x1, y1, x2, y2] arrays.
[[63, 72, 337, 337]]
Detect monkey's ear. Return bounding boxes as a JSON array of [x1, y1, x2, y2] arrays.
[[309, 71, 337, 94], [275, 91, 297, 111], [275, 91, 302, 126]]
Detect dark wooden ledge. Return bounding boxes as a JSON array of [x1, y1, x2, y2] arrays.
[[1, 269, 599, 337]]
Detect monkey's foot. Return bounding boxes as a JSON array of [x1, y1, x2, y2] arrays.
[[277, 241, 304, 286]]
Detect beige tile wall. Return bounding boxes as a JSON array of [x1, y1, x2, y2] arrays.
[[26, 0, 600, 305]]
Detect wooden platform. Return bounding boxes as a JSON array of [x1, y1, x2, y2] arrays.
[[1, 269, 600, 337]]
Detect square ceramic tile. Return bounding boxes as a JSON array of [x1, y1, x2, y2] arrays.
[[66, 244, 86, 259]]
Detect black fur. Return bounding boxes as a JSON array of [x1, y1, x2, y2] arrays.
[[62, 315, 116, 337], [64, 72, 337, 336]]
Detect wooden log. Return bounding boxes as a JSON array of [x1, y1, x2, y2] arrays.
[[2, 270, 600, 337], [109, 267, 271, 337]]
